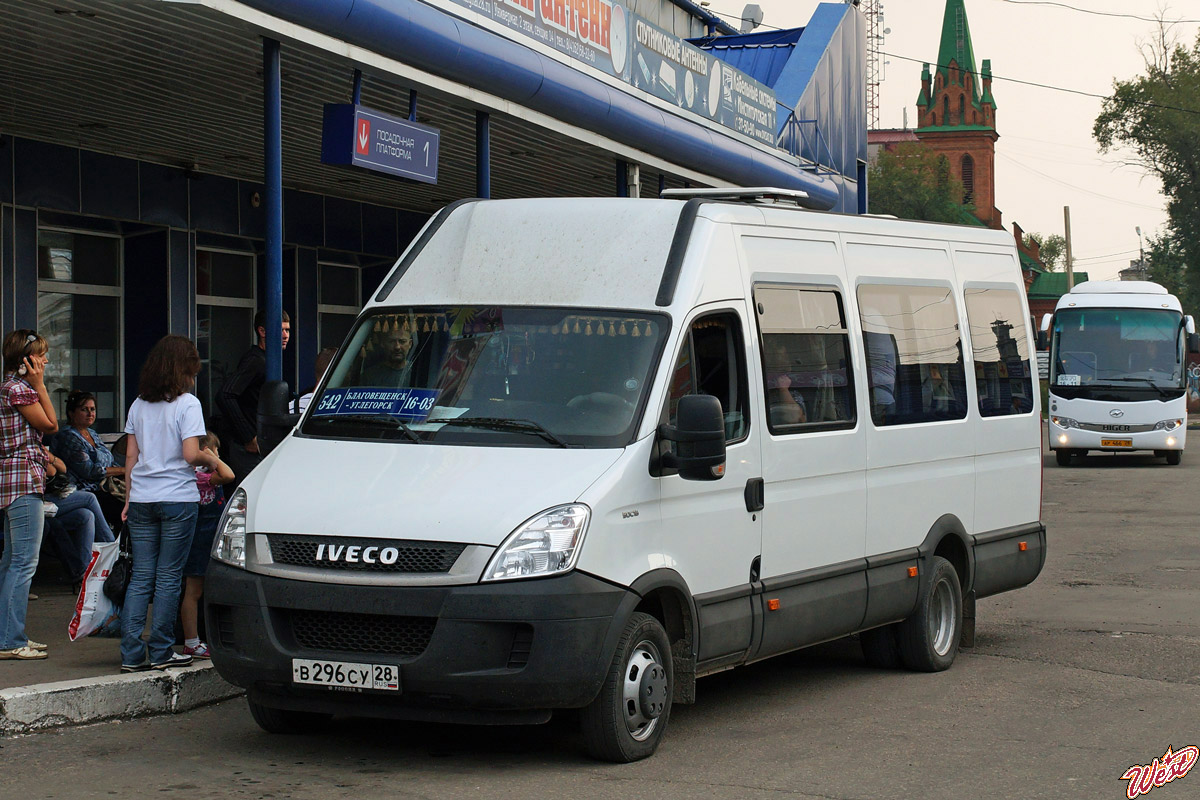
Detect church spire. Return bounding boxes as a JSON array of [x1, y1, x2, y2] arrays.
[[937, 0, 979, 101]]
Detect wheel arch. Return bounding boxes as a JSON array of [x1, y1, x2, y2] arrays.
[[918, 514, 974, 595], [629, 569, 699, 704]]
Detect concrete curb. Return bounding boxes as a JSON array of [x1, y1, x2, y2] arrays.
[[0, 663, 244, 735]]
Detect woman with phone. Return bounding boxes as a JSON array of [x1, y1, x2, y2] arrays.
[[0, 330, 58, 661]]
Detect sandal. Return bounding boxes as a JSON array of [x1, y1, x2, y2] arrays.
[[26, 640, 48, 651], [0, 646, 48, 660]]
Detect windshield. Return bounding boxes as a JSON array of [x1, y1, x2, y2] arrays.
[[301, 307, 668, 447], [1050, 307, 1184, 392]]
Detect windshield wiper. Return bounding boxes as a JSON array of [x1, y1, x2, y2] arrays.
[[309, 413, 421, 443], [1101, 378, 1173, 398], [433, 417, 572, 448]]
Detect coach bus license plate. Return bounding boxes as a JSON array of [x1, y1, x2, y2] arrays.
[[292, 659, 400, 692], [1101, 439, 1132, 448]]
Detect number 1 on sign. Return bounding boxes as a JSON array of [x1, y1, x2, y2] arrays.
[[424, 141, 429, 167]]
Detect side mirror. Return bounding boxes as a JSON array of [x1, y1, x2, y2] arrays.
[[257, 380, 299, 457], [1188, 333, 1200, 354], [1036, 330, 1048, 351], [658, 394, 726, 481]]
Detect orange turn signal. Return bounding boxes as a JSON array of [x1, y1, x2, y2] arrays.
[[907, 566, 919, 578], [767, 598, 781, 611], [1018, 541, 1028, 551]]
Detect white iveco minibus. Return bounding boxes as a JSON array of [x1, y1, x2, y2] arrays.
[[206, 191, 1046, 762], [1041, 281, 1198, 466]]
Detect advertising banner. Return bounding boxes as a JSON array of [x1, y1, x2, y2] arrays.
[[444, 0, 778, 146]]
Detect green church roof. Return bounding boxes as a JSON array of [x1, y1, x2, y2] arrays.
[[1027, 272, 1090, 299], [937, 0, 979, 102]]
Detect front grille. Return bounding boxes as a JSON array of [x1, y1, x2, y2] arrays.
[[1077, 422, 1155, 433], [267, 534, 466, 573], [289, 610, 436, 658]]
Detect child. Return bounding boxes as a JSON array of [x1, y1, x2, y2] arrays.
[[179, 431, 234, 658]]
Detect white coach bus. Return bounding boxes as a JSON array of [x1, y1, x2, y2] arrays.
[[206, 191, 1046, 762], [1041, 281, 1198, 466]]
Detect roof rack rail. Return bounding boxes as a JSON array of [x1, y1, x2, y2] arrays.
[[659, 187, 819, 209]]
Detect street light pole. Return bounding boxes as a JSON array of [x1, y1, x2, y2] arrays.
[[1136, 226, 1144, 276]]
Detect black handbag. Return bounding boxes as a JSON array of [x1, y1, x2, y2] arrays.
[[104, 526, 132, 603]]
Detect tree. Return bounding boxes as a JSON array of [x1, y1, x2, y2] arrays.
[[867, 142, 974, 224], [1027, 233, 1066, 271], [1094, 26, 1200, 309], [1143, 229, 1197, 310]]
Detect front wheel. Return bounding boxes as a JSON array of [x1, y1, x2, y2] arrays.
[[1166, 450, 1182, 465], [247, 698, 331, 734], [1055, 449, 1072, 466], [580, 612, 673, 763], [897, 556, 963, 672]]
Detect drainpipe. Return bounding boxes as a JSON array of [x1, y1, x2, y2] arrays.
[[263, 37, 283, 383]]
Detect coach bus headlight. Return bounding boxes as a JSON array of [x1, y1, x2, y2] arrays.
[[483, 504, 590, 582], [1153, 418, 1183, 431], [1051, 416, 1078, 429], [212, 488, 248, 569]]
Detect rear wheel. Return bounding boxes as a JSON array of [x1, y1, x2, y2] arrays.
[[1166, 450, 1182, 465], [1055, 449, 1072, 466], [580, 612, 672, 763], [897, 556, 962, 673], [860, 624, 902, 669], [247, 698, 331, 734]]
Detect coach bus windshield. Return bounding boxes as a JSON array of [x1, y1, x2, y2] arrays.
[[1050, 307, 1184, 396]]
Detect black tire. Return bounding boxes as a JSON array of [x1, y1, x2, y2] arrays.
[[247, 698, 331, 734], [897, 556, 962, 673], [860, 624, 902, 669], [1055, 449, 1072, 466], [1166, 450, 1182, 465], [580, 612, 673, 763]]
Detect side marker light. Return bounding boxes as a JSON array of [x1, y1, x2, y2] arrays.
[[767, 598, 781, 611], [907, 566, 919, 578]]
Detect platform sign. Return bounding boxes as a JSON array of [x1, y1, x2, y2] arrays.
[[322, 104, 440, 184]]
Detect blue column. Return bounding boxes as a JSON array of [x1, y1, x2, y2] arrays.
[[616, 161, 629, 197], [264, 38, 283, 382], [476, 111, 491, 199]]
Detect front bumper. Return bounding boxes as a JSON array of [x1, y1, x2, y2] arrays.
[[204, 561, 634, 722], [1048, 424, 1185, 452]]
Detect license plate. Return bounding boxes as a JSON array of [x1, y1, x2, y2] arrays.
[[1101, 439, 1133, 448], [291, 659, 400, 691]]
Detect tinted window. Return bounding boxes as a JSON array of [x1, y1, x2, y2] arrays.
[[857, 284, 967, 425], [755, 286, 855, 433], [964, 288, 1034, 416], [667, 313, 749, 442]]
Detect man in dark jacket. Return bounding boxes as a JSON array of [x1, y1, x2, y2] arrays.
[[217, 309, 290, 488]]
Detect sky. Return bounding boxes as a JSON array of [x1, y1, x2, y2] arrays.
[[704, 0, 1200, 280]]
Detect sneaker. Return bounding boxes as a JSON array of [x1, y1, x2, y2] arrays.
[[26, 640, 48, 652], [120, 662, 151, 673], [0, 646, 47, 660], [43, 502, 58, 517], [27, 593, 38, 601], [182, 642, 211, 659], [151, 652, 193, 670]]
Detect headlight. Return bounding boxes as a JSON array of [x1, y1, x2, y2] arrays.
[[483, 504, 590, 582], [1154, 419, 1184, 431], [1051, 416, 1078, 429], [211, 488, 248, 568]]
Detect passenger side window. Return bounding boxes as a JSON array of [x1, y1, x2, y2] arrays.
[[963, 288, 1035, 416], [666, 313, 749, 442], [857, 283, 968, 426], [754, 286, 856, 433]]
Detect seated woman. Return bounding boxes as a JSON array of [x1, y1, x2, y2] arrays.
[[41, 445, 114, 590], [50, 390, 125, 527]]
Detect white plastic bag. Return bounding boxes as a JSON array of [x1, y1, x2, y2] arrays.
[[68, 540, 122, 641]]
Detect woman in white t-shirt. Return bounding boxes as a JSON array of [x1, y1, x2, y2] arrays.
[[118, 335, 219, 672]]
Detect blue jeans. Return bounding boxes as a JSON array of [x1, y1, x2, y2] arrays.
[[0, 494, 44, 649], [120, 502, 198, 666], [54, 490, 115, 575]]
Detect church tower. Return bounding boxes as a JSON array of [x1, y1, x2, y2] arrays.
[[915, 0, 1001, 228]]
